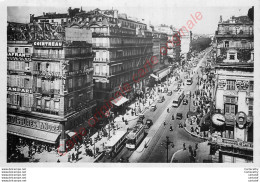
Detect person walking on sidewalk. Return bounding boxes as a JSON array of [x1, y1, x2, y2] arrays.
[[68, 153, 71, 162]]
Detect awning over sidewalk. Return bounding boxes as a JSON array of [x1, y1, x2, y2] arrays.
[[157, 67, 171, 80], [111, 96, 129, 107], [7, 124, 60, 144], [150, 74, 159, 80]]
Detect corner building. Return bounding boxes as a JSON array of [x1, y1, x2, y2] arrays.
[[7, 21, 95, 151]]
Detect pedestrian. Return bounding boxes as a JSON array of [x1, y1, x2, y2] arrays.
[[68, 153, 71, 162], [183, 143, 186, 150], [57, 159, 60, 163], [122, 116, 124, 122], [76, 152, 79, 161], [72, 153, 75, 161], [195, 143, 198, 150]]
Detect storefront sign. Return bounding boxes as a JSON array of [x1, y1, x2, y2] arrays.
[[236, 111, 247, 129], [7, 52, 31, 61], [7, 114, 61, 134], [7, 86, 32, 94], [33, 41, 63, 48], [236, 80, 249, 90]]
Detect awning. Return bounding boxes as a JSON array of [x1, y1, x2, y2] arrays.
[[111, 96, 129, 106], [157, 68, 171, 80], [150, 74, 159, 80], [7, 124, 60, 144]]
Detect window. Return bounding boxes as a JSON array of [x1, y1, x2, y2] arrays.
[[248, 98, 253, 117], [249, 81, 254, 91], [25, 48, 29, 53], [45, 100, 50, 108], [54, 101, 59, 110], [24, 78, 30, 88], [69, 79, 73, 88], [37, 99, 41, 106], [226, 80, 235, 90], [78, 78, 82, 87], [68, 98, 73, 108], [225, 104, 235, 114], [37, 62, 41, 71], [229, 54, 235, 60], [224, 41, 229, 48]]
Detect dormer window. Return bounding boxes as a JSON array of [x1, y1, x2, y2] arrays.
[[229, 54, 235, 60]]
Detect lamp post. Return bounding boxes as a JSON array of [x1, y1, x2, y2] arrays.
[[189, 90, 192, 113], [161, 136, 174, 163]]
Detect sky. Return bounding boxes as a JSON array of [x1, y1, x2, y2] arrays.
[[7, 3, 252, 35]]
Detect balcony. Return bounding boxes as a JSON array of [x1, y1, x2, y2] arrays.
[[32, 107, 59, 116], [32, 53, 93, 59], [35, 88, 60, 95]]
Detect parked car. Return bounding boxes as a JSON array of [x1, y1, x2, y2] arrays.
[[167, 90, 173, 96], [137, 114, 145, 123], [145, 119, 153, 129], [151, 104, 157, 111], [176, 113, 183, 120], [157, 96, 165, 103], [183, 99, 188, 105]]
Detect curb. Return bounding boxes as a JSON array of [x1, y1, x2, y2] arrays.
[[93, 152, 104, 163], [183, 126, 208, 140]]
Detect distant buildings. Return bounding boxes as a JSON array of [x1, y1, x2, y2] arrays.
[[154, 25, 181, 65], [209, 14, 254, 163]]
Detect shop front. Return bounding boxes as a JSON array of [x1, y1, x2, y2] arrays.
[[7, 114, 62, 145]]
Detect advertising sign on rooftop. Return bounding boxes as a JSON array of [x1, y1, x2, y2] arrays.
[[65, 27, 92, 44]]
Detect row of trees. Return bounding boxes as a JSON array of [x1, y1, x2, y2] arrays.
[[190, 37, 212, 52]]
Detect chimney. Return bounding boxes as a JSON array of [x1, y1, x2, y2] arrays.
[[43, 12, 45, 16], [30, 14, 34, 23], [219, 15, 222, 23], [113, 10, 118, 19]]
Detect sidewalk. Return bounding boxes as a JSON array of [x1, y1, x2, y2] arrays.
[[170, 141, 211, 163]]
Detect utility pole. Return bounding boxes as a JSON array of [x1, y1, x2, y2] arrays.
[[161, 136, 174, 163]]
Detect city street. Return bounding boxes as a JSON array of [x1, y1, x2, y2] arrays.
[[129, 48, 211, 163]]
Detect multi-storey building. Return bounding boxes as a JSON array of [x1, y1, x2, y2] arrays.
[[209, 14, 254, 163], [149, 30, 170, 83], [7, 21, 95, 152], [155, 25, 181, 65], [215, 15, 254, 63], [72, 9, 153, 111]]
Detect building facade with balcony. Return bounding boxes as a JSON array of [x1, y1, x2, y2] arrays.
[[215, 15, 254, 63], [209, 14, 254, 163], [73, 9, 153, 109], [155, 25, 181, 65], [7, 21, 95, 151]]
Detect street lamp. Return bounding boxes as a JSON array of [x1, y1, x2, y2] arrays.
[[161, 136, 174, 163]]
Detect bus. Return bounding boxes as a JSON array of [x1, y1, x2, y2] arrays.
[[172, 90, 185, 107], [186, 78, 193, 85], [104, 130, 128, 158], [126, 123, 145, 150]]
